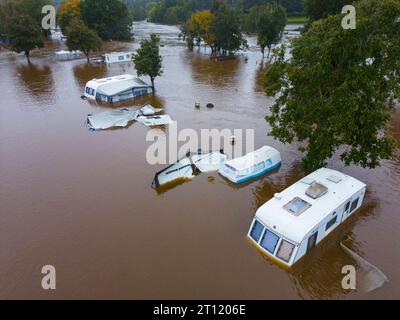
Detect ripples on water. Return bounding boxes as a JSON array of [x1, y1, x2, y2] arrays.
[[0, 21, 399, 299]]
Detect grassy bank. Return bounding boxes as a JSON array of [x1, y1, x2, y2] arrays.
[[287, 16, 308, 24]]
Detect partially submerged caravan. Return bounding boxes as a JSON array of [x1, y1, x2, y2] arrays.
[[55, 50, 83, 61], [152, 150, 227, 190], [219, 146, 281, 184], [248, 168, 366, 267], [84, 74, 153, 103], [101, 52, 134, 64]]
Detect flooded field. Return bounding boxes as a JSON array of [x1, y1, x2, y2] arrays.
[[0, 22, 399, 299]]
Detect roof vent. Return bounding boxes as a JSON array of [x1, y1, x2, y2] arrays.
[[300, 177, 315, 185], [274, 193, 282, 200], [327, 175, 342, 183], [306, 182, 328, 199], [283, 197, 312, 216]]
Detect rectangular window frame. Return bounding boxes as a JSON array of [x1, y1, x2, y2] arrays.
[[350, 198, 359, 212], [325, 215, 337, 231], [276, 239, 296, 263], [260, 229, 280, 254], [249, 219, 264, 243]]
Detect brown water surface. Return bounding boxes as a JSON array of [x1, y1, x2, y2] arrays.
[[0, 22, 399, 299]]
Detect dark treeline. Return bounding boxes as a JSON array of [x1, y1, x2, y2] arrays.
[[127, 0, 303, 24]]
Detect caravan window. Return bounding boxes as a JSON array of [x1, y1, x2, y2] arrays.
[[325, 216, 337, 231], [345, 201, 351, 211], [118, 55, 124, 61], [85, 87, 94, 96], [250, 220, 264, 242], [350, 198, 359, 212], [276, 240, 295, 262], [260, 230, 280, 254], [256, 162, 265, 171]]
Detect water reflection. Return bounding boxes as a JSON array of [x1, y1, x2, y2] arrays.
[[187, 52, 241, 88], [250, 163, 379, 299], [16, 63, 54, 104], [73, 63, 107, 88]]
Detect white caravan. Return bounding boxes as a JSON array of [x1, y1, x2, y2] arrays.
[[84, 74, 153, 103], [248, 168, 366, 267]]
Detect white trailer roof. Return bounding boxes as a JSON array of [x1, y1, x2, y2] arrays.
[[85, 74, 150, 96], [255, 168, 366, 243], [224, 146, 280, 170]]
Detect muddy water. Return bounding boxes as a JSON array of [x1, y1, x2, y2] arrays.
[[0, 22, 399, 299]]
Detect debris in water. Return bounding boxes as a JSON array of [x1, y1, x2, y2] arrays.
[[136, 115, 174, 127], [86, 104, 164, 130], [340, 242, 388, 293], [152, 150, 227, 191]]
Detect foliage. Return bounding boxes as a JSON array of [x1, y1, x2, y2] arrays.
[[182, 10, 215, 50], [133, 33, 163, 91], [0, 0, 52, 36], [304, 0, 348, 22], [79, 0, 133, 40], [128, 0, 148, 21], [212, 3, 247, 55], [6, 13, 44, 62], [65, 18, 101, 63], [255, 3, 286, 60], [58, 0, 81, 33], [264, 0, 400, 171]]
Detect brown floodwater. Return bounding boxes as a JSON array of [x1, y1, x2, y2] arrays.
[[0, 22, 399, 299]]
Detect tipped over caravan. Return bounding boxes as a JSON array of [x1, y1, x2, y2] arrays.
[[218, 146, 281, 184], [248, 168, 366, 267]]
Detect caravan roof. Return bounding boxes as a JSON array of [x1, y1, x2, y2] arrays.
[[224, 146, 279, 170], [86, 74, 150, 96], [255, 168, 366, 243]]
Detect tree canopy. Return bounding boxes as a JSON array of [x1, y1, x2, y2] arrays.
[[58, 0, 81, 33], [212, 3, 247, 55], [264, 0, 400, 171], [6, 13, 44, 62], [65, 17, 101, 63], [253, 3, 287, 60], [0, 0, 51, 62], [133, 34, 163, 91], [79, 0, 133, 40]]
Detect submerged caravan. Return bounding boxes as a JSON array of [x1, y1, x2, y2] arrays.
[[152, 150, 227, 190], [248, 168, 366, 267], [219, 146, 281, 184], [84, 74, 153, 103]]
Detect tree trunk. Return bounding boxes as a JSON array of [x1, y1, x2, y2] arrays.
[[151, 77, 155, 93], [25, 51, 31, 64], [86, 52, 90, 64]]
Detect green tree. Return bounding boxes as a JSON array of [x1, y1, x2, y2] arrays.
[[256, 3, 286, 60], [79, 0, 133, 40], [264, 0, 400, 171], [65, 18, 101, 63], [182, 10, 215, 52], [58, 0, 81, 33], [212, 3, 247, 55], [133, 34, 163, 91], [6, 13, 44, 63]]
